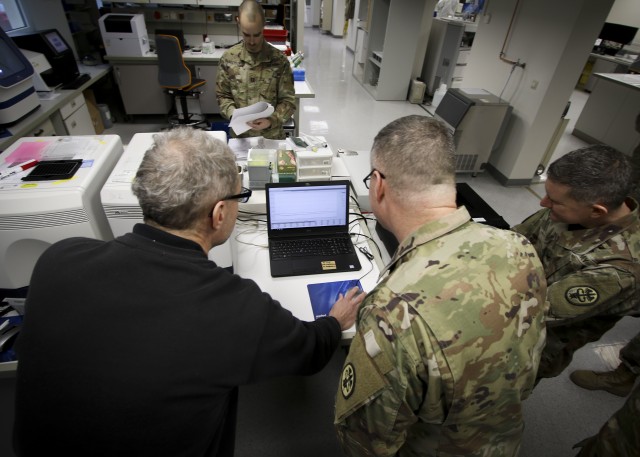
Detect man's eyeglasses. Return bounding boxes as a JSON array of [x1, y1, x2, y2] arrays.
[[222, 187, 252, 203], [209, 187, 252, 217], [363, 169, 386, 189]]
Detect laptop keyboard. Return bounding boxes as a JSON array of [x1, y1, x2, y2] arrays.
[[271, 237, 354, 259]]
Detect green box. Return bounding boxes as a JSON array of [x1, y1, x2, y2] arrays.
[[277, 149, 297, 174]]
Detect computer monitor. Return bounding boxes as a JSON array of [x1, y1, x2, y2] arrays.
[[155, 29, 187, 50], [598, 22, 638, 46], [11, 29, 80, 87]]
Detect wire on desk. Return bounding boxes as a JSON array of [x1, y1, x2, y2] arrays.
[[356, 246, 376, 282], [350, 232, 383, 260], [233, 223, 269, 249]]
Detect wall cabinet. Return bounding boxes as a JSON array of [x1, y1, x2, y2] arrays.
[[352, 0, 425, 100]]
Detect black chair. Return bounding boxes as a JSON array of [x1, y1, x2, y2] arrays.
[[156, 34, 207, 127]]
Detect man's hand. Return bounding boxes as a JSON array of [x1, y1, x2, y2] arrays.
[[329, 287, 366, 330], [247, 118, 272, 131]]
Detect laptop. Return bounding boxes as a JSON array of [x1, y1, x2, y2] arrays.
[[265, 180, 362, 277]]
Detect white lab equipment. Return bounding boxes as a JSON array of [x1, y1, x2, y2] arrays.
[[19, 49, 54, 92], [434, 88, 512, 175], [0, 28, 40, 126], [99, 14, 149, 57], [0, 135, 124, 289]]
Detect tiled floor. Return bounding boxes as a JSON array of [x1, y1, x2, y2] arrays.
[[102, 26, 638, 457]]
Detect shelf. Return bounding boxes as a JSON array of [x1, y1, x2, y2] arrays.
[[368, 56, 381, 68]]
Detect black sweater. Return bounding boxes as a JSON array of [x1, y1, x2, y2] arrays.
[[13, 224, 341, 457]]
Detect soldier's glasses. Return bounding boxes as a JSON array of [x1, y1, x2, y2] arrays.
[[363, 169, 386, 189]]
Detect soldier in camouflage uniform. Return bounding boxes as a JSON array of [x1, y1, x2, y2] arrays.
[[513, 145, 640, 381], [215, 0, 295, 140], [570, 330, 640, 397], [574, 383, 640, 456], [334, 115, 548, 457], [573, 342, 640, 456]]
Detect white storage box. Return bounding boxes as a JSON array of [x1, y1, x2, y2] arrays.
[[295, 149, 333, 167], [297, 165, 332, 181]]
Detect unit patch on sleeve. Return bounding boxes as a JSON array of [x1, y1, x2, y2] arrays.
[[565, 286, 599, 306], [341, 363, 356, 399]]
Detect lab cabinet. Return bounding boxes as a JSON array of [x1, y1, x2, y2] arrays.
[[573, 74, 640, 155], [321, 0, 333, 32], [331, 0, 346, 36], [421, 18, 477, 97], [113, 62, 221, 116], [113, 64, 171, 115], [51, 94, 95, 136], [352, 0, 425, 100], [28, 118, 56, 138], [194, 65, 220, 114]]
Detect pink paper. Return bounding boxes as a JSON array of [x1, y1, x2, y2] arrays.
[[4, 141, 50, 165]]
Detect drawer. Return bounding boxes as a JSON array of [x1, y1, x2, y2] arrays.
[[64, 103, 95, 135], [297, 165, 332, 180], [60, 94, 86, 119], [28, 118, 56, 137]]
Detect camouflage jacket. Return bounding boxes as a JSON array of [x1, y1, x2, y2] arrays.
[[216, 42, 296, 140], [335, 207, 548, 457], [512, 199, 640, 323]]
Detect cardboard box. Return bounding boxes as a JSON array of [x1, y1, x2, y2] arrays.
[[83, 89, 104, 134]]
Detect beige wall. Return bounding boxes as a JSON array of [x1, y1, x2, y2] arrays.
[[462, 0, 614, 184]]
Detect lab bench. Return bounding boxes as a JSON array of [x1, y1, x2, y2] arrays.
[[0, 64, 112, 153]]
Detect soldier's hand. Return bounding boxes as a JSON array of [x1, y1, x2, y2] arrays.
[[329, 287, 365, 330], [247, 118, 272, 131]]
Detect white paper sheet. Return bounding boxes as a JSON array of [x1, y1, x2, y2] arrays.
[[229, 101, 275, 135]]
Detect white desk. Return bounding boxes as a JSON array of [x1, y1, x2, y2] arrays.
[[573, 73, 640, 155], [233, 195, 381, 340]]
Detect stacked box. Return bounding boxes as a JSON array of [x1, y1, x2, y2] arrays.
[[248, 148, 276, 189], [295, 149, 333, 181], [277, 149, 297, 182]]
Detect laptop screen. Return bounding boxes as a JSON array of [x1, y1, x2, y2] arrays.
[[266, 181, 349, 234]]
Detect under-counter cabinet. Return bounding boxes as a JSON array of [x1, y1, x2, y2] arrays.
[[194, 65, 220, 114], [113, 64, 171, 116], [51, 94, 95, 135]]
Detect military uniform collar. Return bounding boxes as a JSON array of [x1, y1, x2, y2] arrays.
[[379, 206, 472, 279], [553, 198, 639, 254], [239, 42, 271, 64]]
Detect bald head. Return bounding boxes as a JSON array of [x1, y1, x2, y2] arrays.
[[238, 0, 265, 24]]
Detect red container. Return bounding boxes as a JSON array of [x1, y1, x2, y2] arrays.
[[264, 27, 288, 43]]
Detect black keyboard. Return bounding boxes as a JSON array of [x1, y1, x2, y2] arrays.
[[271, 237, 354, 259], [61, 73, 91, 90]]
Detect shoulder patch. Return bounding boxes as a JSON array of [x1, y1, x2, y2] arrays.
[[340, 363, 356, 399], [565, 286, 599, 306]]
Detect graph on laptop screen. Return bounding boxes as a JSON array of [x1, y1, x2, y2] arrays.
[[268, 184, 347, 230]]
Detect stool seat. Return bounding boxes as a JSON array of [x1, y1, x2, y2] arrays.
[[156, 34, 207, 128]]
